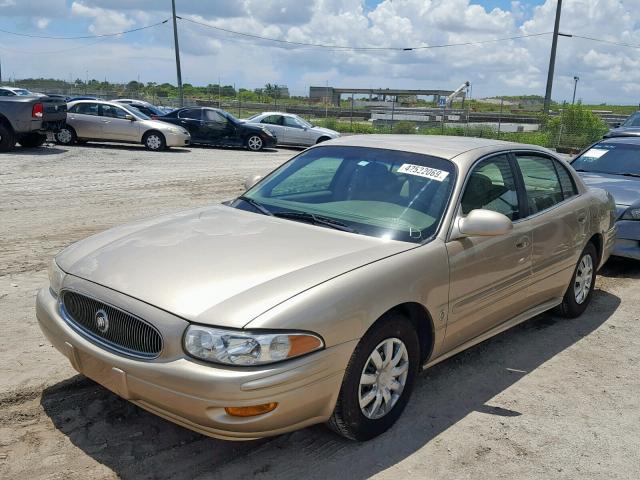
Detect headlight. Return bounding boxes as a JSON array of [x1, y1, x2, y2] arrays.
[[183, 325, 324, 366], [622, 207, 640, 220], [48, 258, 65, 296]]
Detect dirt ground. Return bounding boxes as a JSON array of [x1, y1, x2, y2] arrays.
[[1, 142, 639, 480]]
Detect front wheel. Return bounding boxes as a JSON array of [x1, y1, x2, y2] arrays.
[[143, 131, 166, 151], [246, 135, 264, 151], [558, 242, 598, 318], [327, 313, 420, 440]]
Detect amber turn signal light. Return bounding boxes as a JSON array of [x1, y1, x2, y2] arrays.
[[225, 402, 278, 417]]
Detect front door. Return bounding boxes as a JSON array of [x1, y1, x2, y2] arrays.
[[98, 104, 139, 141], [202, 109, 234, 145], [177, 108, 204, 142], [282, 116, 310, 145], [444, 153, 533, 351]]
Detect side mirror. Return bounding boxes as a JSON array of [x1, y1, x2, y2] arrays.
[[456, 209, 513, 238], [124, 114, 135, 121], [244, 174, 263, 191]]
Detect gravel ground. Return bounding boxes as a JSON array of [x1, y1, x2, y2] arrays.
[[0, 141, 639, 479]]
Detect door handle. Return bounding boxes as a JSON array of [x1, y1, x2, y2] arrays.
[[515, 236, 530, 249]]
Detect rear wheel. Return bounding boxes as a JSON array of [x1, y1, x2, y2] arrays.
[[18, 132, 47, 148], [143, 131, 166, 151], [246, 135, 264, 151], [55, 126, 76, 145], [558, 242, 598, 318], [0, 123, 16, 152], [327, 313, 420, 440]]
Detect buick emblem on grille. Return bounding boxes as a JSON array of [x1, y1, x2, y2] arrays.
[[95, 309, 109, 333]]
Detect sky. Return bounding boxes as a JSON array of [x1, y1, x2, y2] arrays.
[[0, 0, 638, 104]]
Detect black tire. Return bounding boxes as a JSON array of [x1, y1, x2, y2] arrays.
[[558, 242, 598, 318], [246, 134, 264, 151], [55, 125, 77, 145], [327, 313, 420, 441], [0, 122, 16, 152], [18, 132, 47, 148], [316, 136, 330, 144], [143, 131, 166, 151]]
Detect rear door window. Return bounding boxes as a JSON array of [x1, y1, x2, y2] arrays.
[[515, 154, 565, 214], [75, 103, 99, 116], [178, 108, 202, 120]]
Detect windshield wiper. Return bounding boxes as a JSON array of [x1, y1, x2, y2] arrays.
[[237, 195, 273, 216], [274, 211, 357, 233]]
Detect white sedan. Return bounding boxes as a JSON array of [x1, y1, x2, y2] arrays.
[[244, 112, 340, 147]]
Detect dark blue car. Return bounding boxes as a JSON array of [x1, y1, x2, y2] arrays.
[[571, 136, 640, 260]]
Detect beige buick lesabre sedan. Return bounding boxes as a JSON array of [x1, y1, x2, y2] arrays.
[[37, 135, 616, 441]]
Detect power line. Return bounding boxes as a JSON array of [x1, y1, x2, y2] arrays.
[[569, 33, 640, 49], [0, 19, 170, 40], [178, 16, 552, 51]]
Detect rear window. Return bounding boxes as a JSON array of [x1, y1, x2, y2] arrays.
[[572, 142, 640, 176]]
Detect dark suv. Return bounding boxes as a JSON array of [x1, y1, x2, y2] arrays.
[[158, 107, 277, 151]]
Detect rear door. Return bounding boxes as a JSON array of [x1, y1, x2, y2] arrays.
[[177, 108, 204, 142], [513, 152, 587, 305], [259, 115, 285, 143], [444, 153, 534, 350], [98, 104, 139, 141], [68, 102, 101, 138]]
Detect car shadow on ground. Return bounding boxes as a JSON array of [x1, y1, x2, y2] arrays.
[[599, 256, 640, 280], [187, 144, 281, 153], [41, 287, 621, 479], [70, 142, 192, 153], [9, 145, 68, 155]]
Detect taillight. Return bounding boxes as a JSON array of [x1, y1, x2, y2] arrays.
[[32, 103, 44, 118]]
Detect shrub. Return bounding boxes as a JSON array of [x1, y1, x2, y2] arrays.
[[392, 121, 417, 134], [544, 103, 608, 149]]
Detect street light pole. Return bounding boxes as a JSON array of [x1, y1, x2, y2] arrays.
[[543, 0, 563, 113], [171, 0, 184, 107], [572, 76, 579, 104]]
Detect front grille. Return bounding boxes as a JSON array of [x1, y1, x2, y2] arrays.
[[60, 290, 163, 359]]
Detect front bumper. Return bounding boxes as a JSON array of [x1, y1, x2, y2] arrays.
[[164, 131, 190, 147], [36, 285, 354, 440], [612, 220, 640, 260]]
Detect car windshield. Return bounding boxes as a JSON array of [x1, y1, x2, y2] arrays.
[[246, 113, 261, 121], [238, 145, 456, 243], [572, 142, 640, 176], [622, 113, 640, 127], [294, 116, 313, 128], [123, 106, 151, 120]]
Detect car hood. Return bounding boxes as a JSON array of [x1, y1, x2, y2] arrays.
[[604, 127, 640, 137], [577, 171, 640, 207], [141, 119, 189, 133], [56, 205, 413, 328], [312, 126, 340, 137]]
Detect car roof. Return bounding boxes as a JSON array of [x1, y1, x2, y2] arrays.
[[600, 135, 640, 145], [255, 111, 296, 117], [323, 135, 554, 162], [69, 99, 137, 109]]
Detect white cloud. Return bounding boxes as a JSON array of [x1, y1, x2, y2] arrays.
[[2, 0, 640, 103], [35, 17, 50, 29]]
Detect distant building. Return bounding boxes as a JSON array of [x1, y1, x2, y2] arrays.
[[275, 85, 290, 98]]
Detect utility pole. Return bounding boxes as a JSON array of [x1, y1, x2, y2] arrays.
[[0, 57, 2, 84], [171, 0, 184, 107], [543, 0, 563, 113], [572, 76, 579, 104]]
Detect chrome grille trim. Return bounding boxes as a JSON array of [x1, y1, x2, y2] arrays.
[[59, 290, 163, 359]]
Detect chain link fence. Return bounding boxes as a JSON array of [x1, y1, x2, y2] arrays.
[[10, 81, 624, 151]]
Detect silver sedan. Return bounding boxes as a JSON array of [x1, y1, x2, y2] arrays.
[[56, 100, 190, 150], [244, 112, 340, 147]]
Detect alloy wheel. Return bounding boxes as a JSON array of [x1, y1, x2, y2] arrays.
[[57, 128, 72, 144], [247, 136, 263, 151], [574, 253, 594, 304], [359, 337, 409, 420]]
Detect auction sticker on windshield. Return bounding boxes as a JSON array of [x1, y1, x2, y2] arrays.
[[582, 148, 610, 159], [398, 164, 450, 181]]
